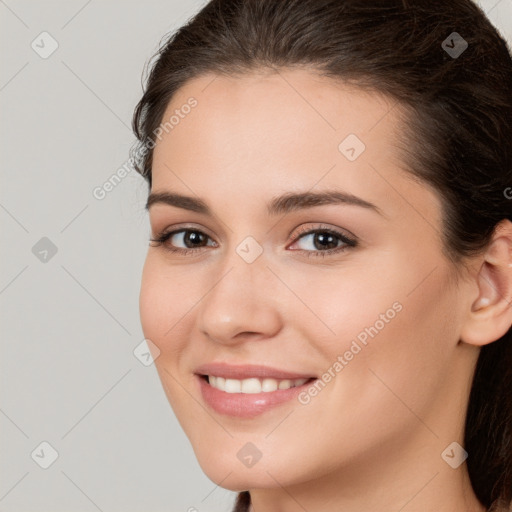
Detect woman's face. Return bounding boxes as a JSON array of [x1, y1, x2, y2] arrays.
[[140, 69, 477, 491]]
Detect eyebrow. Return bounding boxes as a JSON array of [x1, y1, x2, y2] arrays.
[[146, 189, 385, 217]]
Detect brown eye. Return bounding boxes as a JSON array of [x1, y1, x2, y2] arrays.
[[150, 228, 216, 254], [288, 226, 357, 258], [177, 230, 209, 248]]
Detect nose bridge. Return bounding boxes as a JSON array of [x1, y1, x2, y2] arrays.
[[196, 237, 282, 342], [213, 231, 269, 296]]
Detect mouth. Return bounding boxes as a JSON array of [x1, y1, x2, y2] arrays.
[[195, 370, 318, 418], [193, 362, 319, 417], [199, 374, 316, 393]]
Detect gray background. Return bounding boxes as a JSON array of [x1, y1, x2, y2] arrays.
[[1, 1, 511, 511]]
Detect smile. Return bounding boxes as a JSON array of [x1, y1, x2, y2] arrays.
[[196, 372, 317, 418], [205, 375, 311, 393]]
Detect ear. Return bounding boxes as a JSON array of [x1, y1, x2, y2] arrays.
[[460, 219, 512, 347]]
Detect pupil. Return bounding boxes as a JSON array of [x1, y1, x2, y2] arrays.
[[315, 233, 337, 250], [185, 231, 205, 247]]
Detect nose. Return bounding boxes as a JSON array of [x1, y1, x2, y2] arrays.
[[196, 254, 283, 345]]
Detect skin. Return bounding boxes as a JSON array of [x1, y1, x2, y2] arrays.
[[139, 68, 512, 512]]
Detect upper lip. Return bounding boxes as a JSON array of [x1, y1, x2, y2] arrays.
[[194, 362, 316, 380]]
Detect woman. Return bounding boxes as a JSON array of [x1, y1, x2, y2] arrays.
[[131, 1, 512, 510]]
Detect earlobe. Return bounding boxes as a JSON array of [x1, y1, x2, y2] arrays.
[[460, 219, 512, 347]]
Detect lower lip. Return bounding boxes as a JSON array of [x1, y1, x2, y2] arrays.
[[197, 375, 317, 418]]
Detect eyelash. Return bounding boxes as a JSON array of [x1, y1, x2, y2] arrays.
[[149, 224, 358, 259]]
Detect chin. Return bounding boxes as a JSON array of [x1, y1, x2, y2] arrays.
[[194, 447, 311, 492]]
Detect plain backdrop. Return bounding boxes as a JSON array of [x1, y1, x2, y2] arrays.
[[1, 1, 511, 511]]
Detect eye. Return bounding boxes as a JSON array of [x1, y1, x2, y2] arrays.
[[149, 227, 216, 255], [288, 225, 357, 258]]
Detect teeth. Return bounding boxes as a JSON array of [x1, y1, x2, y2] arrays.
[[225, 378, 241, 393], [241, 378, 262, 394], [207, 375, 309, 393], [278, 379, 292, 390], [262, 378, 279, 392]]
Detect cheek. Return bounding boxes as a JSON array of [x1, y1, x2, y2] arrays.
[[274, 257, 401, 357], [139, 259, 165, 341], [139, 255, 210, 368], [298, 252, 457, 428], [138, 256, 186, 348], [138, 258, 203, 420], [327, 264, 457, 429]]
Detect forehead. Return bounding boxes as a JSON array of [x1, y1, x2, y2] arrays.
[[159, 69, 401, 155], [154, 70, 403, 173], [150, 69, 442, 229]]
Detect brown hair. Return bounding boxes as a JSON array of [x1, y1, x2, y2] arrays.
[[131, 1, 512, 511]]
